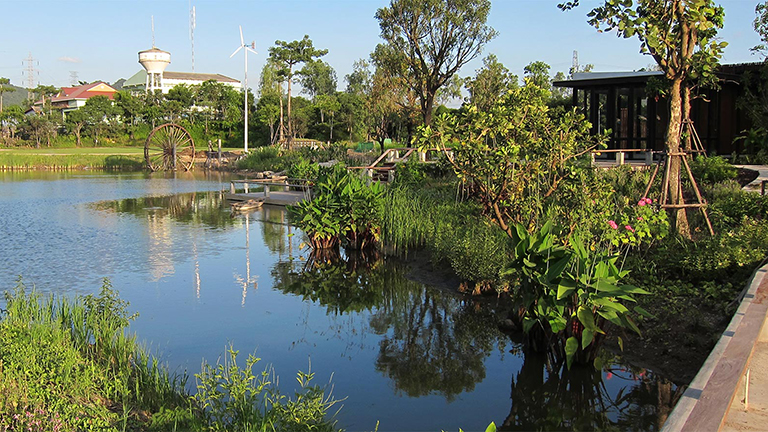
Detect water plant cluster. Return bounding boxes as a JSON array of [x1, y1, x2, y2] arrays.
[[0, 279, 341, 432]]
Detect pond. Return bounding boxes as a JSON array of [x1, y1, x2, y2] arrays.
[[0, 171, 680, 431]]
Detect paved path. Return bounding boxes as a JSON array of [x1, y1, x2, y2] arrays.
[[734, 165, 768, 193]]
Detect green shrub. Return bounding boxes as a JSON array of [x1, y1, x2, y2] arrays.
[[689, 155, 738, 185], [708, 182, 768, 230], [236, 145, 282, 171]]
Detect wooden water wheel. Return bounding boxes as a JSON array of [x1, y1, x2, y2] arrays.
[[144, 123, 195, 171]]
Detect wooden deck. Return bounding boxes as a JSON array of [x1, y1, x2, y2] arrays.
[[227, 178, 312, 207], [225, 191, 307, 206]]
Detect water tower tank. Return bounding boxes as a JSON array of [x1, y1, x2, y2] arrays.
[[138, 47, 171, 73], [138, 47, 170, 93]]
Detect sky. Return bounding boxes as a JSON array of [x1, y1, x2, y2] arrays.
[[0, 0, 764, 94]]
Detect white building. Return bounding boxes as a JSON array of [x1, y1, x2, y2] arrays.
[[122, 46, 241, 94]]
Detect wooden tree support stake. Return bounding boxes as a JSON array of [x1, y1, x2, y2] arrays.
[[642, 151, 715, 236]]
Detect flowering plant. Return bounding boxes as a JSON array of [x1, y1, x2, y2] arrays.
[[605, 197, 669, 248]]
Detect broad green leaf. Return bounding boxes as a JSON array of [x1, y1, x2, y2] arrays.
[[565, 337, 579, 369], [549, 316, 567, 333], [593, 356, 604, 371], [634, 305, 656, 319], [577, 306, 598, 332], [617, 336, 624, 352], [485, 422, 497, 432], [547, 256, 571, 283], [582, 328, 595, 349], [557, 278, 577, 300]]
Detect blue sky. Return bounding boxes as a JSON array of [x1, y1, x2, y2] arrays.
[[0, 0, 763, 93]]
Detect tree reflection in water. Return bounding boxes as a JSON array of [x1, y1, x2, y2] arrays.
[[273, 251, 682, 430], [501, 346, 682, 431], [91, 190, 236, 229]]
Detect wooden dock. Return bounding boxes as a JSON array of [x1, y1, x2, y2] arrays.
[[227, 178, 312, 207]]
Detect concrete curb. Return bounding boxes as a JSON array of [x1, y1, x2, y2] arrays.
[[662, 261, 768, 431]]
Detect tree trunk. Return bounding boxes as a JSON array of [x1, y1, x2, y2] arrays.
[[422, 89, 436, 127], [682, 84, 692, 151], [666, 77, 690, 238], [330, 114, 334, 141], [287, 67, 293, 150]]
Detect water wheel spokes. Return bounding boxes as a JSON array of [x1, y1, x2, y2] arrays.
[[145, 123, 195, 171]]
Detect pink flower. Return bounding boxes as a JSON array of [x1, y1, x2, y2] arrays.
[[637, 216, 643, 221], [608, 220, 618, 230], [606, 372, 613, 380], [638, 199, 646, 206], [625, 225, 635, 232], [644, 197, 653, 204]]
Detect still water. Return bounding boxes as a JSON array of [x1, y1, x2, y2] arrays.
[[0, 171, 679, 431]]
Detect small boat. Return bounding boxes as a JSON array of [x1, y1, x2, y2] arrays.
[[231, 198, 265, 212]]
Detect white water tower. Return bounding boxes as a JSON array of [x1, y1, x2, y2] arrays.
[[138, 47, 171, 93]]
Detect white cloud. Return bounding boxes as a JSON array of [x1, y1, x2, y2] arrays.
[[57, 56, 81, 64]]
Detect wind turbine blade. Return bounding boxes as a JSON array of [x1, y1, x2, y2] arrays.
[[230, 46, 243, 58], [239, 25, 244, 46], [246, 47, 258, 55]]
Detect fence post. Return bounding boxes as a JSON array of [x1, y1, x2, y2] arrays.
[[218, 139, 222, 165], [645, 150, 653, 166], [617, 151, 625, 165]]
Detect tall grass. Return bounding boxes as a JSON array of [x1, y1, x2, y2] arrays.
[[0, 153, 144, 171], [382, 184, 512, 285]]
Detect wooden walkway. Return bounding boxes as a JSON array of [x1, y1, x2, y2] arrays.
[[227, 178, 311, 207]]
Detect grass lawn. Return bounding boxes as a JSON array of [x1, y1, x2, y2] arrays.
[[0, 147, 145, 156]]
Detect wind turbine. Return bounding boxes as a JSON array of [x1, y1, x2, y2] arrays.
[[230, 26, 257, 153]]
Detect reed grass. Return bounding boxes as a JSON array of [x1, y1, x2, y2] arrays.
[[382, 184, 512, 284], [0, 153, 145, 171]]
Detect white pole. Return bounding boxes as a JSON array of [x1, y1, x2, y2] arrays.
[[244, 48, 248, 153]]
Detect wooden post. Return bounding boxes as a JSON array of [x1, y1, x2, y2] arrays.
[[264, 184, 270, 198], [418, 150, 426, 162], [645, 150, 653, 166], [244, 181, 249, 194], [617, 151, 625, 166], [230, 181, 236, 194], [590, 151, 596, 166], [218, 139, 222, 165]]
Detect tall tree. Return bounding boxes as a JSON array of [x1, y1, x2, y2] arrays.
[[753, 2, 768, 56], [268, 35, 328, 147], [0, 77, 12, 113], [465, 54, 517, 112], [314, 93, 341, 141], [345, 59, 373, 96], [562, 0, 726, 236], [374, 0, 497, 126], [300, 60, 337, 99]]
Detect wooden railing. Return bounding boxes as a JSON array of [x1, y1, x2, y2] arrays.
[[229, 178, 313, 197], [348, 147, 451, 181], [591, 149, 657, 166]]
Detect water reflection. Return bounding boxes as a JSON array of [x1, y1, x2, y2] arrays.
[[86, 188, 679, 430], [272, 250, 679, 429], [501, 352, 681, 431]]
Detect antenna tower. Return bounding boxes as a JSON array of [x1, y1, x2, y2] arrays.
[[571, 50, 579, 76], [190, 3, 196, 72], [151, 15, 156, 48], [69, 71, 79, 86], [22, 52, 38, 100]]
